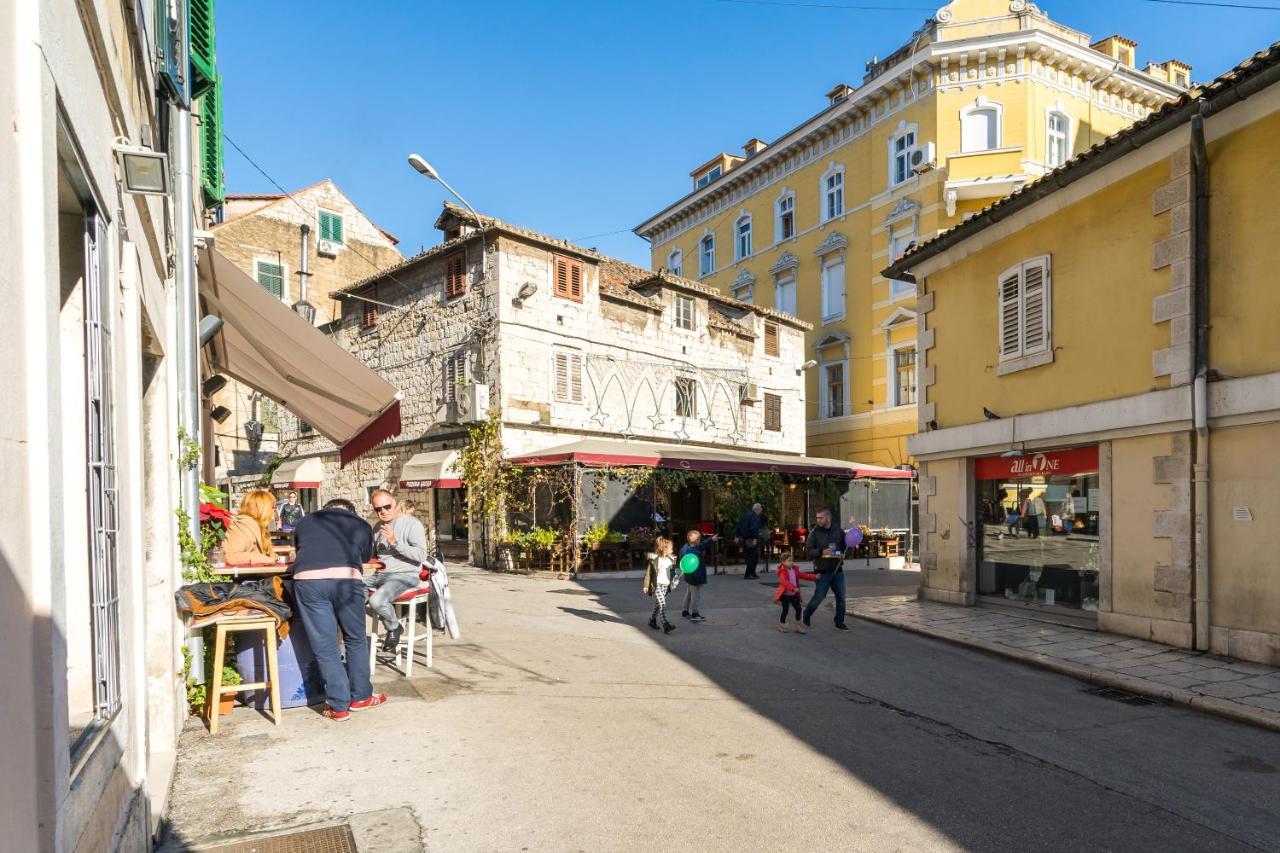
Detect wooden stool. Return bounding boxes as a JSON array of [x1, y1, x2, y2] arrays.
[[205, 616, 282, 734], [369, 584, 433, 677]]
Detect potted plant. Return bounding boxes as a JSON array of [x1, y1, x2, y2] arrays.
[[628, 526, 656, 551], [582, 522, 608, 551]]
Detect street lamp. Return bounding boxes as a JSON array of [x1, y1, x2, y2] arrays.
[[407, 153, 484, 234]]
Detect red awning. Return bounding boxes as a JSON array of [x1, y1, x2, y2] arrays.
[[198, 245, 402, 466], [508, 437, 912, 479]]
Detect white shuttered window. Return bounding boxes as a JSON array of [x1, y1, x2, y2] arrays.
[[554, 349, 583, 403], [998, 256, 1051, 361]]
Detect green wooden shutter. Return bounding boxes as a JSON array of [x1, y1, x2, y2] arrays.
[[197, 79, 224, 207], [320, 211, 345, 244], [255, 261, 284, 298], [189, 0, 217, 98]]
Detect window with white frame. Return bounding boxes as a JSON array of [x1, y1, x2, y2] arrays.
[[695, 165, 722, 189], [674, 294, 696, 331], [255, 259, 285, 299], [674, 377, 697, 418], [319, 209, 345, 245], [667, 248, 683, 277], [699, 234, 715, 277], [553, 348, 583, 403], [774, 273, 797, 316], [1047, 111, 1071, 168], [820, 257, 845, 323], [961, 102, 1001, 152], [888, 230, 916, 300], [823, 361, 846, 418], [776, 193, 795, 241], [736, 215, 753, 260], [891, 127, 916, 186], [823, 169, 845, 221], [892, 346, 917, 406], [998, 256, 1052, 362]]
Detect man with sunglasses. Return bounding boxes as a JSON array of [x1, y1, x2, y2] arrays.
[[366, 489, 429, 652]]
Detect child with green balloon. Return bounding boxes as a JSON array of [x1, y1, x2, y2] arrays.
[[678, 529, 719, 622], [644, 537, 679, 634]]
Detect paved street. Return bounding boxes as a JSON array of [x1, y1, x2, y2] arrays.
[[164, 566, 1280, 852]]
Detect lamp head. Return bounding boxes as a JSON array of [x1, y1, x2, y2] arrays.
[[408, 153, 439, 181], [801, 359, 818, 370]]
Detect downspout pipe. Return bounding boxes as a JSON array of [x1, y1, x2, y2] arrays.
[[174, 78, 199, 541], [1190, 105, 1211, 651]]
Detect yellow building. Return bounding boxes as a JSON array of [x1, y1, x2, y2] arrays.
[[886, 40, 1280, 664], [634, 0, 1186, 471]]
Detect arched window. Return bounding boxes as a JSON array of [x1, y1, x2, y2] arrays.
[[961, 101, 1002, 152], [735, 215, 753, 260], [1046, 111, 1071, 168], [667, 248, 682, 277]]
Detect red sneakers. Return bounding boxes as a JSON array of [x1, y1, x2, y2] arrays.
[[349, 693, 388, 712], [321, 705, 350, 721]]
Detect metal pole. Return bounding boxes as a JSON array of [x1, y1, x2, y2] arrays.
[[174, 79, 199, 540]]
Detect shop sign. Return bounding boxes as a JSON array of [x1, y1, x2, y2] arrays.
[[975, 446, 1098, 480]]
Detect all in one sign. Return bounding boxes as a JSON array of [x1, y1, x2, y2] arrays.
[[974, 446, 1099, 480]]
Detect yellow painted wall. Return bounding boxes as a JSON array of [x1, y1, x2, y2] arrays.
[[1210, 422, 1280, 636], [921, 456, 971, 600], [1208, 110, 1280, 379], [925, 160, 1173, 428], [1109, 434, 1178, 624]]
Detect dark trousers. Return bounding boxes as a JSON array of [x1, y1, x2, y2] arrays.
[[779, 594, 801, 624], [743, 542, 760, 577], [802, 569, 847, 627], [292, 578, 372, 712]]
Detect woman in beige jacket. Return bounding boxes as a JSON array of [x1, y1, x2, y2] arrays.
[[224, 489, 277, 565]]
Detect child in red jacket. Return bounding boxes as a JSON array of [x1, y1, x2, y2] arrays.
[[773, 548, 817, 633]]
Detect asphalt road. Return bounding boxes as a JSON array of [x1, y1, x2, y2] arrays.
[[164, 566, 1280, 853]]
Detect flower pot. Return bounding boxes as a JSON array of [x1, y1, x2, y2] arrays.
[[218, 693, 235, 717]]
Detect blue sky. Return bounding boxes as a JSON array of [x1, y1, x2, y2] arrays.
[[219, 0, 1278, 267]]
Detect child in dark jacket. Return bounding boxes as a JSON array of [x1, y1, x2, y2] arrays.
[[678, 529, 718, 622], [773, 549, 817, 633]]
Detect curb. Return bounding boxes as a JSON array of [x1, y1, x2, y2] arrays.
[[851, 609, 1280, 734]]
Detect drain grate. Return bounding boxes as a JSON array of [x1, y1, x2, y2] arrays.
[[1083, 686, 1157, 706], [197, 824, 357, 853]]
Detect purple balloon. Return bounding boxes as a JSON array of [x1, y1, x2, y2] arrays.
[[844, 528, 863, 548]]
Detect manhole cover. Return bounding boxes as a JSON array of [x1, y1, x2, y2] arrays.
[[197, 823, 356, 853], [548, 588, 605, 596], [1083, 686, 1157, 706]]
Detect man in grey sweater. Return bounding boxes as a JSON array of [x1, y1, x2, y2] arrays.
[[366, 489, 430, 651]]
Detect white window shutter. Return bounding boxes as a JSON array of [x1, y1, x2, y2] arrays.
[[998, 266, 1022, 357], [1021, 258, 1049, 354], [571, 354, 583, 402], [554, 351, 568, 402]]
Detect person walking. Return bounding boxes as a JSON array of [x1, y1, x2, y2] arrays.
[[735, 502, 766, 580], [277, 490, 305, 532], [643, 537, 679, 634], [367, 490, 430, 652], [679, 529, 718, 622], [802, 508, 849, 631], [773, 548, 817, 633], [1021, 490, 1046, 540], [291, 498, 386, 721]]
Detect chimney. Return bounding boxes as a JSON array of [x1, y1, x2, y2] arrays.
[[1091, 35, 1137, 68], [743, 138, 768, 157], [293, 223, 316, 325]]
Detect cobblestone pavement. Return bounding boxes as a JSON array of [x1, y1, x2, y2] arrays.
[[850, 595, 1280, 731]]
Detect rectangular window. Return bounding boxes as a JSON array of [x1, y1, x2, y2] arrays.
[[254, 259, 284, 298], [362, 299, 378, 328], [318, 210, 344, 244], [675, 377, 697, 418], [824, 362, 845, 418], [695, 165, 722, 189], [553, 255, 584, 302], [889, 232, 916, 300], [825, 171, 844, 220], [736, 217, 752, 260], [1047, 112, 1070, 168], [998, 256, 1052, 361], [700, 235, 715, 277], [668, 250, 682, 277], [764, 321, 779, 357], [674, 294, 696, 331], [778, 195, 795, 240], [553, 349, 584, 403], [892, 130, 916, 185], [445, 251, 467, 299], [764, 393, 782, 431], [443, 350, 468, 404], [894, 347, 917, 406], [774, 274, 797, 316], [821, 258, 845, 323]]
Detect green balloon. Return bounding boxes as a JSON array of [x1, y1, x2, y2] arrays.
[[679, 553, 700, 574]]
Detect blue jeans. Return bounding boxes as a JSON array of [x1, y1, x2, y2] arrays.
[[802, 569, 847, 627], [364, 571, 420, 631], [292, 578, 372, 712]]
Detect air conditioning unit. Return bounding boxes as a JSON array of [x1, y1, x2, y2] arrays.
[[451, 382, 490, 424], [317, 239, 341, 257], [740, 383, 761, 404], [910, 142, 937, 174]]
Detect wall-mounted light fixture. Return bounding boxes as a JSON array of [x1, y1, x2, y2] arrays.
[[210, 405, 232, 424], [797, 359, 818, 376], [201, 374, 228, 397], [113, 139, 169, 196]]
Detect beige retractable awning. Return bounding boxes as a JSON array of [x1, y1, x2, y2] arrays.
[[270, 457, 324, 488], [198, 245, 402, 466], [398, 450, 463, 489]]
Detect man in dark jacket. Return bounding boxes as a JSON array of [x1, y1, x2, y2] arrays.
[[735, 503, 765, 580], [803, 508, 848, 631], [291, 498, 385, 721]]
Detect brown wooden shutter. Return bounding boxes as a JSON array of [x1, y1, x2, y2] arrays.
[[554, 257, 569, 297], [362, 301, 378, 328], [446, 251, 467, 298], [554, 256, 584, 302], [569, 261, 583, 301], [764, 321, 779, 357], [764, 393, 782, 431]]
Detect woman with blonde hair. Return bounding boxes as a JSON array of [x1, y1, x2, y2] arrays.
[[225, 489, 277, 565]]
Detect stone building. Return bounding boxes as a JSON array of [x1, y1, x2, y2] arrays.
[[275, 202, 820, 559], [208, 180, 403, 499]]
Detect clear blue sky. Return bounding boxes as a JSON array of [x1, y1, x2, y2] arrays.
[[219, 0, 1278, 268]]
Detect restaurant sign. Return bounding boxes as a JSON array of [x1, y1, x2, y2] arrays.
[[975, 446, 1099, 481]]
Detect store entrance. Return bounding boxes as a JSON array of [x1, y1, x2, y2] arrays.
[[976, 446, 1101, 615]]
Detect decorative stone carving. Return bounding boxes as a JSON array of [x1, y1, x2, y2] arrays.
[[884, 197, 921, 226], [769, 251, 799, 276], [813, 231, 848, 256], [731, 268, 756, 289]]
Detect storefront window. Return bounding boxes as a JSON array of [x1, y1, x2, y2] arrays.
[[434, 487, 469, 542], [976, 446, 1101, 612]]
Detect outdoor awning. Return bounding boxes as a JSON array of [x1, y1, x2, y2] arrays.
[[508, 437, 913, 479], [197, 245, 402, 466], [270, 457, 323, 489], [398, 450, 463, 489]]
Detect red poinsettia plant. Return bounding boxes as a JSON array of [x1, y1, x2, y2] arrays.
[[199, 501, 232, 550]]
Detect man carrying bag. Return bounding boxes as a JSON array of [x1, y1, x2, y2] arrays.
[[802, 508, 849, 631]]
